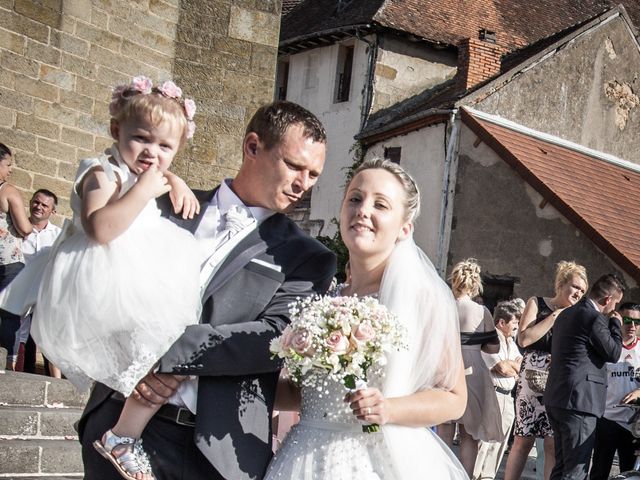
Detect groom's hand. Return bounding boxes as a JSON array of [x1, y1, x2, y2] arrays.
[[131, 372, 183, 408]]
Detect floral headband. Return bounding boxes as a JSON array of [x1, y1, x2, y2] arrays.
[[109, 75, 196, 139]]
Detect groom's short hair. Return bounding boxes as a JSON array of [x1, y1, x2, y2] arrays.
[[245, 101, 326, 150]]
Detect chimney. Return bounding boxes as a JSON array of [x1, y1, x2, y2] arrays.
[[457, 31, 503, 90]]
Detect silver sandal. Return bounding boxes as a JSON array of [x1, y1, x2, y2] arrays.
[[93, 429, 156, 480]]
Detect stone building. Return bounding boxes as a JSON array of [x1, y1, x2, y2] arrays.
[[0, 0, 282, 220]]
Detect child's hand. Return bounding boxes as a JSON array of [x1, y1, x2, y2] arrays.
[[167, 173, 200, 219], [136, 166, 171, 200]]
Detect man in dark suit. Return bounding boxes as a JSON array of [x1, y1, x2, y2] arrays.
[[544, 273, 625, 480], [78, 101, 336, 480]]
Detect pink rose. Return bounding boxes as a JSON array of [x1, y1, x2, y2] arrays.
[[184, 98, 196, 119], [279, 326, 293, 350], [291, 329, 312, 355], [159, 80, 182, 99], [326, 330, 350, 355], [131, 76, 153, 94], [353, 322, 375, 342]]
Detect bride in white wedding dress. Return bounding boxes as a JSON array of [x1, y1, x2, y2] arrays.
[[265, 159, 469, 479]]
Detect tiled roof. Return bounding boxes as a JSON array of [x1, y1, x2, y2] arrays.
[[281, 0, 640, 51], [461, 107, 640, 282]]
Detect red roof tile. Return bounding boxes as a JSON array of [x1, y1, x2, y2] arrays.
[[282, 0, 640, 52], [461, 107, 640, 282]]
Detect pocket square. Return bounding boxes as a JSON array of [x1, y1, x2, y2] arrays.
[[250, 258, 282, 272]]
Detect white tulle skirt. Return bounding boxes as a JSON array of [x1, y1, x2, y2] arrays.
[[30, 215, 201, 396]]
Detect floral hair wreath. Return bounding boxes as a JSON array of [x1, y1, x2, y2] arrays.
[[109, 75, 197, 139]]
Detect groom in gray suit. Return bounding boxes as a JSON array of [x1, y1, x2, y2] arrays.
[[79, 101, 336, 480]]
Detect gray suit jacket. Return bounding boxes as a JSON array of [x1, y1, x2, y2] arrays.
[[544, 296, 622, 417], [79, 188, 336, 479]]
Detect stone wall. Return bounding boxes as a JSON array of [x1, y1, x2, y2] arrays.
[[0, 0, 281, 220]]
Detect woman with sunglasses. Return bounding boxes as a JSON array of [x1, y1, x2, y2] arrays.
[[589, 302, 640, 480]]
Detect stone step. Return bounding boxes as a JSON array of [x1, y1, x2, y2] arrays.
[[0, 371, 88, 408], [0, 439, 83, 476], [0, 405, 82, 438]]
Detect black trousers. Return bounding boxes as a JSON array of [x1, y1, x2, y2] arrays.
[[80, 397, 224, 480], [0, 261, 24, 357], [547, 406, 598, 480], [589, 417, 637, 480]]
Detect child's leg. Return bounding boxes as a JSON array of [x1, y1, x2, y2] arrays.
[[112, 396, 160, 439]]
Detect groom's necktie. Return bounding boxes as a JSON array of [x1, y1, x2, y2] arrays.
[[198, 204, 256, 296]]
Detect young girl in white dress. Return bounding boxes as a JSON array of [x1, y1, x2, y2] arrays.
[[266, 159, 469, 479], [3, 76, 201, 480]]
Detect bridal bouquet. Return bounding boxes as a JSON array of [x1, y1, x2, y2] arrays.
[[270, 295, 407, 431]]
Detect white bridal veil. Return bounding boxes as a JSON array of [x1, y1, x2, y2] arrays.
[[379, 236, 468, 479]]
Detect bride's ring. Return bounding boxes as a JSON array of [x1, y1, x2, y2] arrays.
[[366, 407, 371, 415]]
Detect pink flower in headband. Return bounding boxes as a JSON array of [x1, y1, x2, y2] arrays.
[[184, 98, 196, 120], [131, 75, 153, 94], [159, 81, 182, 99]]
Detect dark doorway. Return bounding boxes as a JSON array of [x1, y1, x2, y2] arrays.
[[481, 274, 519, 313]]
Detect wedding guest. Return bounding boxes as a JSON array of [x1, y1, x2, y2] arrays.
[[589, 302, 640, 479], [438, 259, 502, 477], [14, 189, 61, 376], [474, 300, 523, 479], [545, 273, 624, 480], [0, 143, 32, 368], [503, 261, 588, 480]]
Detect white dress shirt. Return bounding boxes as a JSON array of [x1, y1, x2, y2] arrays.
[[171, 179, 273, 413], [482, 330, 521, 392], [22, 221, 62, 263]]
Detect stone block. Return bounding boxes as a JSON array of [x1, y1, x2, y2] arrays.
[[0, 9, 49, 44], [0, 28, 26, 54], [40, 409, 82, 437], [228, 5, 280, 48], [14, 152, 58, 176], [125, 8, 176, 39], [0, 126, 37, 153], [0, 440, 39, 473], [109, 18, 174, 55], [0, 408, 38, 435], [74, 21, 122, 53], [8, 168, 33, 189], [75, 76, 111, 103], [40, 440, 83, 474], [2, 50, 39, 78], [34, 100, 78, 128], [77, 113, 110, 137], [37, 137, 76, 162], [26, 39, 61, 67], [15, 0, 62, 28], [91, 6, 109, 27], [61, 127, 94, 150], [200, 49, 250, 73], [45, 377, 88, 407], [149, 0, 179, 22], [32, 174, 74, 199], [87, 44, 146, 78], [250, 44, 277, 79], [63, 0, 92, 21], [57, 161, 78, 182], [175, 41, 201, 63], [0, 372, 47, 405], [62, 53, 97, 80], [58, 90, 93, 116], [255, 0, 280, 14], [176, 25, 215, 48], [212, 37, 252, 58], [94, 135, 113, 152], [16, 114, 60, 140], [222, 71, 273, 104], [51, 31, 91, 57], [120, 40, 173, 72], [15, 76, 60, 102], [0, 105, 15, 127], [0, 69, 16, 89], [40, 65, 74, 91]]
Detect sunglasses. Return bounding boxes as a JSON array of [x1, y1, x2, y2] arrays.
[[622, 316, 640, 325]]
